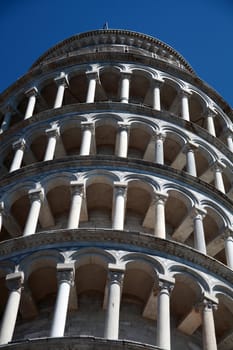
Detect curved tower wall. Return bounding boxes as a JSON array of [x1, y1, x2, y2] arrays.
[[0, 29, 233, 350]]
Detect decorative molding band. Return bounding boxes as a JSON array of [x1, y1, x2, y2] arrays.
[[0, 103, 231, 161], [0, 229, 233, 285], [0, 156, 232, 211], [0, 336, 161, 350], [31, 29, 194, 73]]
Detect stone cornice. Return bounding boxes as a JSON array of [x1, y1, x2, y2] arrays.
[[0, 229, 233, 287], [0, 156, 232, 211], [0, 102, 232, 162], [0, 336, 161, 349], [30, 29, 194, 74], [0, 53, 231, 115]]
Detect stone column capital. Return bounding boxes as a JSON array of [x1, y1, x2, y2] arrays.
[[199, 293, 218, 311], [45, 125, 60, 138], [153, 131, 166, 142], [117, 121, 130, 131], [223, 226, 233, 238], [28, 187, 44, 203], [54, 73, 69, 87], [224, 126, 233, 137], [81, 121, 95, 132], [158, 274, 175, 293], [114, 181, 128, 196], [56, 263, 75, 286], [191, 205, 207, 219], [12, 138, 26, 151], [108, 264, 125, 285], [184, 140, 199, 152], [213, 160, 226, 172], [153, 191, 168, 204], [70, 180, 85, 196], [151, 77, 164, 87], [120, 71, 132, 80], [86, 71, 99, 81], [207, 108, 217, 118], [25, 86, 38, 98], [6, 271, 24, 291], [180, 88, 192, 98]]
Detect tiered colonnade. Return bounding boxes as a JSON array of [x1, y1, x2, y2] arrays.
[[1, 246, 233, 350], [0, 167, 232, 267], [0, 109, 232, 199], [0, 29, 232, 350], [1, 66, 232, 144]]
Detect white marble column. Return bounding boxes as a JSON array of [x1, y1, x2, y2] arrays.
[[213, 161, 226, 193], [50, 263, 75, 338], [206, 110, 216, 137], [201, 295, 218, 350], [0, 201, 4, 233], [0, 105, 12, 133], [224, 228, 233, 269], [154, 192, 168, 239], [80, 121, 95, 156], [226, 128, 233, 152], [86, 71, 98, 103], [157, 275, 174, 350], [112, 182, 127, 230], [10, 138, 26, 172], [23, 187, 44, 236], [44, 125, 60, 161], [152, 78, 163, 110], [180, 89, 191, 121], [154, 132, 165, 165], [116, 122, 130, 158], [0, 271, 24, 345], [24, 87, 38, 119], [104, 264, 125, 340], [192, 205, 207, 254], [67, 181, 84, 229], [184, 141, 198, 177], [120, 72, 131, 103], [54, 73, 69, 109]]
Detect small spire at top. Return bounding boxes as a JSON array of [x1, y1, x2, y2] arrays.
[[103, 22, 109, 30]]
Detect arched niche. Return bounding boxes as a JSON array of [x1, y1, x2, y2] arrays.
[[82, 174, 114, 229], [67, 71, 88, 104], [119, 259, 156, 345], [125, 179, 153, 233], [128, 122, 153, 159], [99, 67, 121, 102], [95, 123, 117, 155], [129, 70, 151, 105]]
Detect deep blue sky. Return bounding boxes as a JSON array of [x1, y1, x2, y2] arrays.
[[1, 0, 233, 107]]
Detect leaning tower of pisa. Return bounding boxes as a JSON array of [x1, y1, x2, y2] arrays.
[[0, 29, 233, 350]]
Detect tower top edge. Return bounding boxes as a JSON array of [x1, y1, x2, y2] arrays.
[[30, 29, 195, 75]]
